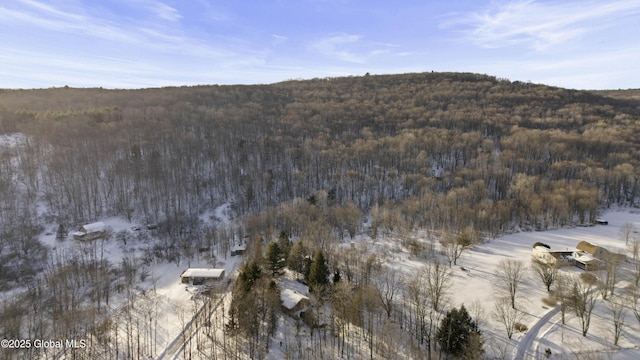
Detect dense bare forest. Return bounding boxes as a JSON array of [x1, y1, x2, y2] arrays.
[[1, 72, 640, 359], [2, 73, 639, 238]]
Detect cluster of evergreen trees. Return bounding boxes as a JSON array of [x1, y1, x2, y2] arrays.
[[227, 229, 332, 359]]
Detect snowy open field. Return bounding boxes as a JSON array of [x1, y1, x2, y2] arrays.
[[380, 208, 640, 359], [457, 209, 640, 359]]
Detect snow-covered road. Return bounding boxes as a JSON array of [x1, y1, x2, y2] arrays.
[[514, 306, 560, 359]]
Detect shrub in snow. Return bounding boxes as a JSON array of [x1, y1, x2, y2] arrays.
[[514, 322, 528, 332]]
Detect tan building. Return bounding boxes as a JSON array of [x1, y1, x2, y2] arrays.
[[576, 241, 611, 259]]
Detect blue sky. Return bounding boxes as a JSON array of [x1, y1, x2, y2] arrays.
[[1, 0, 638, 89]]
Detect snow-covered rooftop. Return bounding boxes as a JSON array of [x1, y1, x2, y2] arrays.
[[82, 221, 106, 233], [571, 251, 597, 263], [181, 268, 225, 279], [280, 289, 309, 310]]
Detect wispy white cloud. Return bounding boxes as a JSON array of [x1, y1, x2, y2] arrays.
[[192, 0, 233, 23], [0, 47, 166, 88], [17, 0, 85, 22], [1, 1, 140, 43], [312, 34, 365, 63], [448, 0, 640, 50], [271, 34, 288, 45], [0, 1, 256, 59], [311, 34, 398, 63], [1, 1, 637, 89], [0, 0, 271, 87], [145, 1, 181, 22], [456, 45, 640, 89]]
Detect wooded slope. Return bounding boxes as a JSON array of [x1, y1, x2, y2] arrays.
[[1, 72, 639, 244]]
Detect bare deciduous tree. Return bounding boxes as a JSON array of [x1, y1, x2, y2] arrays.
[[609, 299, 626, 346], [630, 285, 640, 325], [570, 276, 597, 337], [621, 222, 635, 246], [597, 253, 621, 300], [405, 263, 450, 360], [495, 259, 526, 309], [377, 267, 403, 318], [440, 228, 477, 267], [468, 300, 486, 332], [555, 273, 571, 325], [631, 234, 640, 260], [533, 260, 558, 292], [493, 297, 523, 339], [362, 285, 379, 360], [629, 235, 640, 287], [424, 261, 452, 312]]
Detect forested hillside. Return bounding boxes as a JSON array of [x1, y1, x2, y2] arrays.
[[1, 72, 640, 359], [2, 73, 639, 236]]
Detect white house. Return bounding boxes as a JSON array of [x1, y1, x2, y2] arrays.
[[532, 246, 574, 267], [73, 222, 107, 241], [572, 251, 603, 271], [180, 268, 225, 285]]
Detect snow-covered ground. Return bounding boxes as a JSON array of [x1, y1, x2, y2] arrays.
[[0, 133, 24, 147], [383, 208, 640, 359], [12, 202, 640, 359], [25, 203, 243, 359], [226, 208, 640, 360]]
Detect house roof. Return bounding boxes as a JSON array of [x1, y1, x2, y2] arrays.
[[181, 268, 225, 279], [572, 251, 597, 263], [576, 241, 607, 256], [280, 289, 309, 310], [82, 222, 106, 233]]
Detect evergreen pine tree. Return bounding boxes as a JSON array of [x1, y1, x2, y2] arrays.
[[55, 223, 67, 241], [333, 269, 341, 284], [238, 260, 263, 293], [287, 241, 307, 275], [308, 250, 330, 293], [303, 256, 313, 282], [278, 230, 291, 258], [265, 242, 285, 276], [437, 304, 482, 357]]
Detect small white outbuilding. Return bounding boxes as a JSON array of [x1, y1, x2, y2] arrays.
[[180, 268, 225, 285]]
